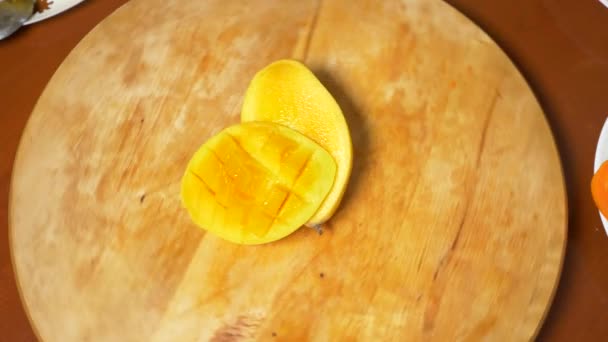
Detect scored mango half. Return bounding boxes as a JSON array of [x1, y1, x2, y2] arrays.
[[242, 59, 353, 225], [181, 122, 337, 245]]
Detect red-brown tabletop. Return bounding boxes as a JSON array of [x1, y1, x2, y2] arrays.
[[1, 1, 607, 340]]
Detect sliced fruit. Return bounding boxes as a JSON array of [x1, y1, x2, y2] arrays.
[[241, 59, 352, 225], [181, 122, 337, 245], [592, 160, 608, 218]]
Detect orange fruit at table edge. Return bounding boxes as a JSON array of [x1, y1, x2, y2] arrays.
[[592, 160, 608, 218]]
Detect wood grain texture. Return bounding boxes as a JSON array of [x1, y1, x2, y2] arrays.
[[9, 0, 567, 341]]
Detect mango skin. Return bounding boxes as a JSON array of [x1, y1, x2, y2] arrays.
[[242, 59, 352, 225], [181, 122, 337, 245]]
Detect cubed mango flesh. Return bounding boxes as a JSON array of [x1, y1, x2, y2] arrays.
[[181, 122, 337, 244]]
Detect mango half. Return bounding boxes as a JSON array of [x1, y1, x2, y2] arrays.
[[242, 59, 352, 225], [181, 122, 337, 245]]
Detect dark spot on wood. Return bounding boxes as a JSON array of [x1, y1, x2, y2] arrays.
[[312, 224, 323, 235], [272, 332, 277, 337], [319, 272, 324, 278], [141, 118, 144, 123], [140, 194, 146, 203], [211, 315, 263, 341]]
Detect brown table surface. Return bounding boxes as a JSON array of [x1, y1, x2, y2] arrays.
[[1, 0, 607, 340]]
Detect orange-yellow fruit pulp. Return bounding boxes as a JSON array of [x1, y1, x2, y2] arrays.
[[592, 160, 608, 218], [181, 122, 337, 245], [242, 59, 352, 225]]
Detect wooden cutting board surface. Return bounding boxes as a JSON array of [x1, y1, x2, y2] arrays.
[[10, 0, 567, 341]]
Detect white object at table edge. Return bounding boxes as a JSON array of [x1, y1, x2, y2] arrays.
[[593, 117, 608, 235], [24, 0, 85, 25]]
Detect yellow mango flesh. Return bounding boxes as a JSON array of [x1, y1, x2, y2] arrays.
[[242, 59, 352, 225], [181, 122, 337, 245]]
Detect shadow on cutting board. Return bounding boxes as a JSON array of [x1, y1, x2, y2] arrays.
[[313, 68, 371, 225]]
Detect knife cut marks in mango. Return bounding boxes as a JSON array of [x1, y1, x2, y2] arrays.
[[242, 59, 353, 225], [181, 122, 337, 245]]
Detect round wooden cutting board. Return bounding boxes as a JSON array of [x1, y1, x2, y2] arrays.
[[10, 0, 567, 341]]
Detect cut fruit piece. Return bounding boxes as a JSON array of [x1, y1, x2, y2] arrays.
[[181, 122, 337, 245], [242, 59, 352, 225], [592, 160, 608, 219]]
